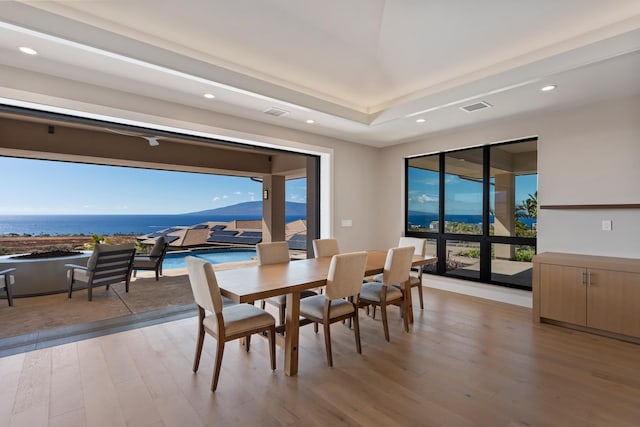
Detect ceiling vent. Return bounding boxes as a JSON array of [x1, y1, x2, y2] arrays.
[[460, 101, 492, 113], [263, 107, 290, 117]]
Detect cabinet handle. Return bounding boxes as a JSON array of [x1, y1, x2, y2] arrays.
[[581, 271, 586, 285], [588, 271, 593, 286]]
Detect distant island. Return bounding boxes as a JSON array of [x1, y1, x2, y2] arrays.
[[184, 201, 307, 216]]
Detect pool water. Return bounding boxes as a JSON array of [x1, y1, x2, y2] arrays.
[[162, 249, 257, 270]]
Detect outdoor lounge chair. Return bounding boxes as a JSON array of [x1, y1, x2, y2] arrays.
[[66, 243, 136, 301], [133, 236, 169, 281], [0, 268, 16, 306]]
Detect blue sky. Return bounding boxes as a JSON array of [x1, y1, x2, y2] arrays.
[[408, 167, 537, 214], [0, 157, 307, 215]]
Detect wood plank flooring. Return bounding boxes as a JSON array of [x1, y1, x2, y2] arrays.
[[1, 287, 639, 427]]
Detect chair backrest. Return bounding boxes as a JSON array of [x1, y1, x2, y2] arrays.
[[149, 235, 168, 258], [313, 238, 340, 258], [381, 246, 415, 286], [398, 237, 427, 257], [256, 241, 290, 265], [325, 251, 368, 300], [186, 256, 223, 314], [87, 243, 136, 287]]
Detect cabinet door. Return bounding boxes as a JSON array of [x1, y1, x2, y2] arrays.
[[587, 269, 640, 338], [539, 264, 587, 325]]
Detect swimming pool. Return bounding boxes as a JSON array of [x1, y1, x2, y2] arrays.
[[162, 248, 257, 270]]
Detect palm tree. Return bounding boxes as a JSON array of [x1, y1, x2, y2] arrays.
[[516, 191, 537, 234]]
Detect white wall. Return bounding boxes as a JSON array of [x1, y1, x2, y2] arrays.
[[378, 95, 640, 258]]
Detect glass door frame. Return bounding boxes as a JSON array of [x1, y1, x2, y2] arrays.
[[405, 138, 537, 290]]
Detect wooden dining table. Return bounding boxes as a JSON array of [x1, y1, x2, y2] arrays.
[[215, 250, 437, 376]]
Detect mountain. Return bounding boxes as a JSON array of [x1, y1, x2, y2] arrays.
[[184, 201, 306, 216]]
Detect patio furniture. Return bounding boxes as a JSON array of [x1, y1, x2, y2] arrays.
[[133, 236, 169, 281], [257, 241, 317, 326], [186, 256, 276, 392], [299, 251, 368, 367], [0, 268, 16, 306], [66, 243, 136, 301], [360, 246, 415, 342]]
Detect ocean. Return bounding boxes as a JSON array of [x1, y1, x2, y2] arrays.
[[407, 213, 535, 229], [0, 214, 306, 236]]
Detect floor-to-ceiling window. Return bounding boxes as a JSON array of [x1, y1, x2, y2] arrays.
[[406, 138, 537, 290]]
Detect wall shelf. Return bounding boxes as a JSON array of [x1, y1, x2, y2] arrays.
[[540, 204, 640, 210]]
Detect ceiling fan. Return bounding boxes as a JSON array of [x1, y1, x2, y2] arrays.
[[103, 128, 162, 146]]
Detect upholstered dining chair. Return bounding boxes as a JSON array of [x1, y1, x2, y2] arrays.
[[66, 243, 136, 301], [312, 238, 340, 258], [0, 268, 16, 306], [186, 256, 276, 392], [257, 241, 317, 325], [133, 236, 169, 281], [360, 246, 415, 342], [373, 237, 427, 310], [299, 251, 368, 367]]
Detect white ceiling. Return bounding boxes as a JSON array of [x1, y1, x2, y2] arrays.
[[1, 1, 639, 147]]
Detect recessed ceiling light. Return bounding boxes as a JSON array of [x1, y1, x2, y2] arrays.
[[541, 85, 557, 92], [19, 46, 38, 55], [416, 118, 426, 123], [306, 119, 315, 124], [203, 93, 215, 99]]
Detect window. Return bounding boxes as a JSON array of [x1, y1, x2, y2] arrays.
[[406, 138, 537, 290]]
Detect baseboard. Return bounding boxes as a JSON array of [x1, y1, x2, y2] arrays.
[[423, 276, 532, 308]]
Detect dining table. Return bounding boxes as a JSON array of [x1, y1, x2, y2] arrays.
[[215, 249, 437, 376]]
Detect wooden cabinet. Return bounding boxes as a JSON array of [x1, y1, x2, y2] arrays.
[[533, 252, 640, 341]]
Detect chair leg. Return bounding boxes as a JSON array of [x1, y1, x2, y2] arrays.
[[372, 305, 377, 319], [380, 303, 390, 342], [278, 304, 285, 327], [245, 335, 251, 352], [268, 326, 276, 371], [211, 338, 225, 392], [88, 285, 92, 302], [314, 322, 318, 333], [4, 278, 13, 307], [67, 276, 73, 299], [261, 300, 266, 310], [323, 321, 333, 367], [193, 325, 205, 372], [155, 268, 160, 281], [402, 301, 410, 333], [353, 312, 362, 354]]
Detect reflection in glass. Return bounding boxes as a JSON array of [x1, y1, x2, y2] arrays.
[[445, 148, 483, 235]]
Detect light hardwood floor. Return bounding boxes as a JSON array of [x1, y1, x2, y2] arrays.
[[1, 287, 639, 427]]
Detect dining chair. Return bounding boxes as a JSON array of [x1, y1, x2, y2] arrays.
[[0, 268, 16, 306], [66, 243, 136, 301], [133, 235, 169, 281], [257, 241, 317, 325], [299, 251, 368, 367], [360, 246, 415, 342], [312, 238, 340, 296], [312, 238, 340, 258], [373, 237, 427, 310], [186, 256, 276, 392]]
